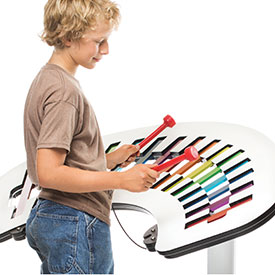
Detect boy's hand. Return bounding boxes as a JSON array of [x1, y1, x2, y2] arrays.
[[106, 144, 140, 170], [120, 164, 159, 192]]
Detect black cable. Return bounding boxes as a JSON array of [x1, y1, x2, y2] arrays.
[[112, 205, 147, 250]]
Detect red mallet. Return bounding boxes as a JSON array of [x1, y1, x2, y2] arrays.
[[153, 146, 199, 172], [138, 115, 176, 149]]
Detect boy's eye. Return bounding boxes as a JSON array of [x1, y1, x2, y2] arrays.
[[95, 39, 105, 45]]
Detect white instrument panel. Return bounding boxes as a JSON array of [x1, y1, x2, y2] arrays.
[[105, 122, 275, 257]]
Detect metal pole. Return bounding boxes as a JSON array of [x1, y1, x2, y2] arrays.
[[207, 240, 235, 274]]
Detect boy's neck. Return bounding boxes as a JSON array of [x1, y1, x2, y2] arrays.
[[48, 49, 78, 76]]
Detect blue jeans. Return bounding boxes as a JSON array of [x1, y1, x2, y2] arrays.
[[26, 199, 114, 274]]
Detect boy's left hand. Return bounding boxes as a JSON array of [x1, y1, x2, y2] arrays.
[[106, 144, 140, 170]]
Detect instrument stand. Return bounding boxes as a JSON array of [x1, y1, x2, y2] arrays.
[[207, 240, 235, 274]]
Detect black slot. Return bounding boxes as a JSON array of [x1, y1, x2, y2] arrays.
[[151, 174, 171, 189], [231, 181, 254, 195], [185, 214, 211, 229], [133, 138, 144, 145], [138, 136, 166, 159], [229, 168, 254, 184], [206, 144, 233, 161], [198, 139, 220, 155], [161, 176, 183, 192], [9, 185, 23, 199], [230, 195, 253, 208], [183, 194, 208, 209], [153, 136, 186, 158], [171, 180, 194, 196], [216, 150, 245, 167], [185, 203, 210, 218], [178, 136, 206, 155], [105, 142, 121, 154], [224, 158, 251, 175], [178, 187, 201, 202], [9, 170, 28, 199]]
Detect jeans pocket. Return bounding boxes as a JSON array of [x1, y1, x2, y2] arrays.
[[33, 202, 79, 274], [86, 217, 114, 274]]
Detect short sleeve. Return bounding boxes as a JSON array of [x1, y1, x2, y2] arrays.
[[37, 101, 79, 153]]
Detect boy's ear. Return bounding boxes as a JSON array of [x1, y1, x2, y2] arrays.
[[64, 38, 72, 47]]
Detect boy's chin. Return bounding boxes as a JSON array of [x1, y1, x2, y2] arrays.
[[82, 63, 96, 70]]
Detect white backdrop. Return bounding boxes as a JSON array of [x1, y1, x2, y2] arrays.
[[0, 0, 274, 274]]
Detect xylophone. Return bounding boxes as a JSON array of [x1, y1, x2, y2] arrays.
[[0, 121, 275, 261], [105, 121, 275, 258]]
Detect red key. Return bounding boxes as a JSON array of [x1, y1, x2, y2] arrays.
[[153, 146, 199, 172], [139, 115, 176, 149]]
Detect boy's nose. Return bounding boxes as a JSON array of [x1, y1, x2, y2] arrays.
[[100, 41, 109, 55]]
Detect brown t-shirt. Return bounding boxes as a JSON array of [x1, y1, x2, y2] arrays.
[[24, 63, 112, 225]]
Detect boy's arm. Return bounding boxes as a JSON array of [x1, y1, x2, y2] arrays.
[[37, 148, 158, 193]]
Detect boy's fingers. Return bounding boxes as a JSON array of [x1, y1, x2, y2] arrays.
[[127, 156, 135, 162], [127, 144, 140, 154], [144, 164, 159, 179], [126, 144, 140, 161], [144, 183, 153, 189], [145, 164, 157, 168], [146, 176, 157, 184]]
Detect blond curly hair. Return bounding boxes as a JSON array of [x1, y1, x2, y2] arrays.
[[41, 0, 120, 49]]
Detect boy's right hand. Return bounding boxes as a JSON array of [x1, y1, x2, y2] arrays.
[[120, 164, 159, 192]]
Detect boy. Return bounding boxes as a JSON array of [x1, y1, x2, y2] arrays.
[[24, 0, 159, 274]]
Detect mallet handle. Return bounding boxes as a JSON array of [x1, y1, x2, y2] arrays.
[[139, 115, 176, 149], [139, 124, 166, 149]]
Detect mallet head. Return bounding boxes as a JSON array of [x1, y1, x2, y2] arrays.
[[184, 146, 199, 161], [163, 115, 176, 128]]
